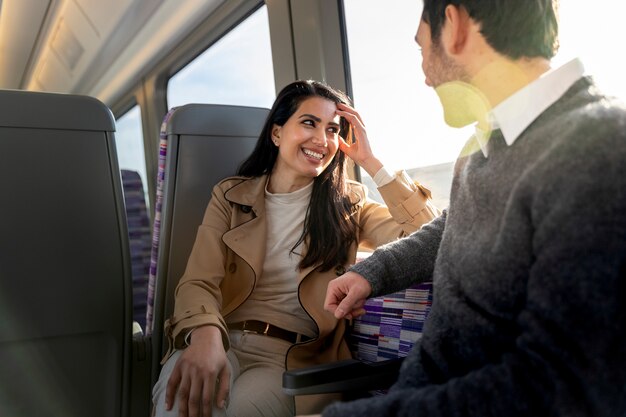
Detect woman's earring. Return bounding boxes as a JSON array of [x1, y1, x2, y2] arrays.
[[273, 139, 279, 146]]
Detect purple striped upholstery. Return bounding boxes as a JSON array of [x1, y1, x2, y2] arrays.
[[349, 282, 433, 363], [145, 109, 177, 335], [347, 281, 433, 395], [121, 169, 151, 330]]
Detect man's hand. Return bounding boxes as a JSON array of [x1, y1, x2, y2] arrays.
[[165, 325, 230, 417], [324, 271, 372, 319]]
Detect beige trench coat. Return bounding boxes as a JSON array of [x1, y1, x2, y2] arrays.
[[163, 173, 439, 413]]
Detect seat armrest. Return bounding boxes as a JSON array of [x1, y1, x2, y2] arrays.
[[130, 334, 152, 417], [282, 358, 404, 395]]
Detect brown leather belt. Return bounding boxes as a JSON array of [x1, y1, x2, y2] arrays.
[[228, 320, 312, 344]]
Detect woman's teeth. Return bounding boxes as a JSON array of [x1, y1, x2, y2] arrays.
[[303, 149, 323, 160]]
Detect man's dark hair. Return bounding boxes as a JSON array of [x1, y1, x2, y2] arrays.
[[422, 0, 559, 59]]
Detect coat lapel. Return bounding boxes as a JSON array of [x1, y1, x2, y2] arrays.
[[221, 176, 268, 280]]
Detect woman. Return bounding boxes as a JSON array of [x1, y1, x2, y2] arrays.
[[152, 80, 438, 417]]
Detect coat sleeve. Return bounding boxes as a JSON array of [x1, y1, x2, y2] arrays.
[[356, 171, 440, 251], [163, 183, 233, 357]]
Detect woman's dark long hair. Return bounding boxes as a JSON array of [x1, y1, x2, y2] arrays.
[[237, 80, 359, 271]]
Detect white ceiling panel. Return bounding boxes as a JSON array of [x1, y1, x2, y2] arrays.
[[72, 0, 133, 37], [2, 0, 227, 98], [36, 52, 72, 92], [0, 0, 52, 88], [50, 18, 85, 71]]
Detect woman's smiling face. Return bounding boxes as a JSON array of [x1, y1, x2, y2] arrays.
[[271, 96, 341, 185]]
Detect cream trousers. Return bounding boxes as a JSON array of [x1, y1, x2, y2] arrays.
[[152, 330, 294, 417]]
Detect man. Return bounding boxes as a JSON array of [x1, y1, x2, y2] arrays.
[[319, 1, 626, 416]]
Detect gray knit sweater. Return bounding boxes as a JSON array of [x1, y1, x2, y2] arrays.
[[323, 77, 626, 417]]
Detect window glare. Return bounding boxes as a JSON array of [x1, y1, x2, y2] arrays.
[[167, 5, 275, 109], [555, 3, 626, 100], [343, 0, 626, 208], [344, 0, 467, 208], [115, 105, 148, 206]]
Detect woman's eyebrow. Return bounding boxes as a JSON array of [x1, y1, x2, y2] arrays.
[[299, 113, 322, 122], [299, 114, 339, 127]]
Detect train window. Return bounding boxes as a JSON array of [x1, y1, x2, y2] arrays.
[[167, 5, 275, 109], [343, 0, 469, 209], [115, 105, 149, 206], [343, 1, 626, 209], [555, 2, 626, 100]]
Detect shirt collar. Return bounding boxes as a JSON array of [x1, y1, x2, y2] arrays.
[[475, 58, 585, 157]]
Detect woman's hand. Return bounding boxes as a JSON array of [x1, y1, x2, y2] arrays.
[[336, 102, 383, 177], [165, 325, 230, 417]]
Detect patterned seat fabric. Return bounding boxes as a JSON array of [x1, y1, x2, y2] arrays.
[[121, 169, 152, 330], [145, 108, 177, 335], [347, 281, 433, 395], [349, 282, 433, 362]]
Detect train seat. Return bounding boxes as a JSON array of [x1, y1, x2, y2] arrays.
[[0, 89, 132, 417], [283, 281, 433, 396], [349, 282, 433, 364], [144, 104, 269, 389], [121, 169, 152, 331]]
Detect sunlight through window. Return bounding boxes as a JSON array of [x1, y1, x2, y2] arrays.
[[343, 0, 625, 207]]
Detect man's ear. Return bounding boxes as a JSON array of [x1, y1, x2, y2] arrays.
[[441, 4, 472, 56]]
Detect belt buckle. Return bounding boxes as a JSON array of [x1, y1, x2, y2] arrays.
[[242, 320, 254, 334], [242, 320, 270, 336]]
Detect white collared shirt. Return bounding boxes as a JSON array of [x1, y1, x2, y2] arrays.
[[475, 58, 585, 157]]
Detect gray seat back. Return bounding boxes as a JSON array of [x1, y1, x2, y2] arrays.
[[149, 104, 268, 382], [0, 89, 132, 417]]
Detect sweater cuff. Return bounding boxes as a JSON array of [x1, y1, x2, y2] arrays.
[[372, 166, 396, 187], [350, 256, 387, 297]]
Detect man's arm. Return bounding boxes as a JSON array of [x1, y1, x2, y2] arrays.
[[325, 212, 446, 319], [353, 212, 446, 297], [322, 127, 626, 417], [323, 221, 626, 416]]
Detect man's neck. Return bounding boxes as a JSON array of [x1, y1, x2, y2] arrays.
[[434, 54, 552, 131], [471, 56, 552, 109]]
